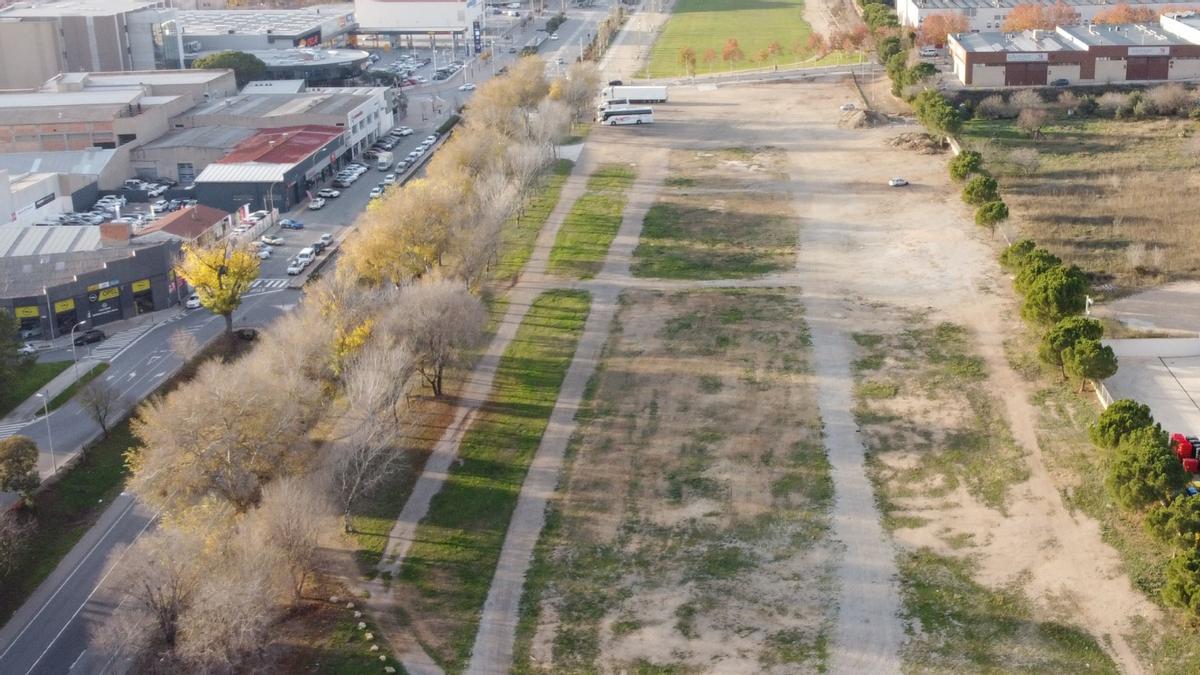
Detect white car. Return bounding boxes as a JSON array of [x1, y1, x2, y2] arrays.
[[395, 126, 413, 136], [320, 233, 333, 245], [550, 33, 559, 40], [839, 102, 856, 112], [261, 234, 284, 246], [185, 293, 202, 309], [246, 210, 269, 223], [150, 199, 169, 213], [317, 188, 341, 198], [406, 151, 420, 160], [383, 174, 397, 185], [18, 343, 37, 356], [888, 177, 909, 187], [458, 82, 477, 91], [369, 186, 384, 199], [308, 197, 326, 210], [424, 135, 438, 144], [258, 248, 272, 259]]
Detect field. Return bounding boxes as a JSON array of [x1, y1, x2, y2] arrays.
[[632, 147, 796, 279], [647, 0, 818, 77], [392, 290, 591, 672], [547, 165, 636, 279], [513, 288, 834, 673], [960, 117, 1200, 291]]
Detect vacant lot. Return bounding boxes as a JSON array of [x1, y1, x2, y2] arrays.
[[514, 288, 833, 673], [960, 117, 1200, 290], [632, 147, 796, 280], [547, 165, 636, 279], [647, 0, 818, 77], [394, 290, 591, 672]]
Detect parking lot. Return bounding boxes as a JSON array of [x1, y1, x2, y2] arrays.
[[1103, 338, 1200, 436]]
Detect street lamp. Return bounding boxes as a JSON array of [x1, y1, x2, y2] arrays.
[[68, 319, 88, 383], [34, 391, 57, 474]]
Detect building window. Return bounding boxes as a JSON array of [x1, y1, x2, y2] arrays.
[[117, 133, 136, 146], [178, 163, 195, 185]]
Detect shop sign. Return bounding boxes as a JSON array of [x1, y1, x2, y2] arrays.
[[87, 279, 120, 292], [473, 20, 483, 53], [131, 279, 151, 293], [14, 306, 39, 319], [1006, 52, 1048, 62], [53, 298, 75, 313], [91, 287, 121, 317], [34, 193, 56, 209], [1129, 46, 1170, 56]]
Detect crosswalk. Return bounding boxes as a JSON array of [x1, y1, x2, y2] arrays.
[[250, 278, 290, 290], [0, 421, 30, 441], [87, 324, 155, 361]]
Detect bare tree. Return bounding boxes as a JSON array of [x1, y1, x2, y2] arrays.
[[79, 379, 124, 439], [1017, 107, 1048, 140], [1010, 88, 1044, 111], [390, 279, 486, 397], [245, 475, 332, 604], [1008, 146, 1040, 175], [0, 510, 30, 575], [558, 62, 603, 122], [169, 328, 199, 361]]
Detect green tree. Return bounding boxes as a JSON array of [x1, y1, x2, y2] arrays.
[[192, 50, 267, 87], [974, 200, 1008, 235], [1014, 247, 1062, 294], [1062, 338, 1118, 391], [1146, 495, 1200, 545], [1091, 399, 1160, 450], [962, 174, 1000, 205], [999, 239, 1037, 270], [1162, 546, 1200, 616], [907, 62, 937, 85], [0, 435, 40, 498], [863, 3, 899, 29], [1106, 426, 1187, 511], [175, 244, 261, 337], [1020, 264, 1087, 325], [877, 36, 903, 64], [913, 90, 961, 138], [949, 150, 984, 181], [1039, 316, 1103, 378]]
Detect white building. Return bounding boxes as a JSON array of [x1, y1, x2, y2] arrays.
[[899, 0, 1200, 33], [355, 0, 487, 55]]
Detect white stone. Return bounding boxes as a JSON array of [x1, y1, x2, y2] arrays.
[[357, 621, 367, 630]]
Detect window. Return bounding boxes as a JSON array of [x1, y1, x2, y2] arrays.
[[177, 163, 195, 185], [117, 133, 136, 146]]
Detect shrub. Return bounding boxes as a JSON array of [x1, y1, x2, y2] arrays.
[[912, 90, 961, 137], [974, 200, 1008, 231], [1146, 495, 1200, 546], [948, 150, 984, 181], [1106, 426, 1188, 511], [1010, 88, 1044, 110], [1062, 338, 1118, 390], [1020, 264, 1088, 325], [1096, 91, 1128, 116], [961, 174, 999, 206], [999, 239, 1037, 270], [1147, 83, 1190, 116], [1162, 546, 1200, 616], [975, 94, 1010, 119], [1040, 316, 1103, 377], [1090, 399, 1159, 450]]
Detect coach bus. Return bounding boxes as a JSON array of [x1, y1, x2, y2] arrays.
[[597, 106, 654, 125]]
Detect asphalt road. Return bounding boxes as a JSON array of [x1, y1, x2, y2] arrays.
[[0, 4, 618, 672]]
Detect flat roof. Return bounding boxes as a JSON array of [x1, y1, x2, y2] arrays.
[[186, 91, 369, 119], [0, 149, 115, 176], [0, 246, 155, 297], [913, 0, 1196, 9], [1058, 23, 1181, 46], [139, 125, 255, 151], [0, 225, 103, 257], [0, 0, 160, 18], [953, 30, 1080, 52], [191, 48, 369, 68], [63, 70, 233, 88], [177, 5, 354, 37], [217, 124, 342, 164], [194, 162, 294, 183], [242, 80, 307, 94]]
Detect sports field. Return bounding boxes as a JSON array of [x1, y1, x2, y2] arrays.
[[647, 0, 819, 77]]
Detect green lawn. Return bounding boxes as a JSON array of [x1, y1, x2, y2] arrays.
[[0, 361, 70, 418], [396, 290, 591, 672], [46, 363, 110, 411], [632, 201, 795, 279], [493, 159, 575, 285], [647, 0, 817, 77], [547, 165, 636, 279]]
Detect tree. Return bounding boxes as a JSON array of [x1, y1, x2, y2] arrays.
[[805, 32, 828, 58], [0, 311, 23, 392], [1002, 3, 1051, 31], [1000, 239, 1037, 270], [1013, 247, 1062, 294], [1163, 546, 1200, 616], [0, 435, 39, 498], [1092, 2, 1156, 24], [1046, 0, 1081, 26], [1106, 426, 1186, 511], [558, 62, 602, 121], [912, 90, 961, 138], [949, 149, 984, 181], [678, 46, 697, 76], [1008, 147, 1041, 175], [394, 279, 485, 397], [1039, 316, 1103, 378], [863, 3, 899, 29], [191, 50, 266, 87], [767, 40, 783, 65], [919, 13, 969, 46], [175, 243, 260, 337], [701, 47, 718, 72], [1146, 495, 1200, 545], [1016, 107, 1048, 139], [721, 38, 745, 71], [1063, 338, 1118, 391], [245, 475, 329, 604], [1021, 264, 1088, 325], [79, 379, 123, 439], [1091, 399, 1159, 450], [877, 35, 903, 64], [974, 200, 1008, 235], [961, 174, 999, 206]]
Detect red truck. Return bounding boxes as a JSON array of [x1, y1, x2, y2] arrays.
[[1171, 433, 1200, 474]]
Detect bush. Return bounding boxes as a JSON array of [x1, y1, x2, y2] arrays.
[[1091, 399, 1160, 450], [1096, 91, 1128, 116], [948, 150, 984, 181], [999, 239, 1037, 270], [1106, 426, 1188, 511], [1039, 316, 1103, 378], [1147, 83, 1190, 116], [975, 94, 1010, 120], [1010, 88, 1043, 110], [1013, 248, 1062, 294], [913, 90, 962, 137], [974, 200, 1008, 230], [1020, 264, 1087, 325], [1062, 338, 1118, 389], [1146, 495, 1200, 545], [961, 174, 999, 206], [1162, 546, 1200, 616]]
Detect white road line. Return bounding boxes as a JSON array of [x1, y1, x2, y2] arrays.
[[0, 422, 30, 440]]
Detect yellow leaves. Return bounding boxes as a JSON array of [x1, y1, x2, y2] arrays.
[[175, 244, 260, 318], [333, 318, 374, 376], [548, 79, 566, 101]]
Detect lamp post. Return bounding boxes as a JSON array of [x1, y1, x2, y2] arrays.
[[68, 319, 88, 383], [35, 392, 56, 474]]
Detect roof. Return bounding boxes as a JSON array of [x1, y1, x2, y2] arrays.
[[186, 91, 370, 119], [242, 80, 307, 94], [138, 205, 229, 240], [139, 126, 255, 151], [953, 30, 1081, 52], [218, 125, 342, 164], [912, 0, 1193, 9], [0, 149, 116, 176], [0, 0, 158, 18], [194, 162, 294, 183], [0, 225, 102, 257], [1058, 23, 1181, 46], [190, 48, 369, 69], [176, 5, 354, 37], [63, 70, 234, 88], [0, 247, 151, 297]]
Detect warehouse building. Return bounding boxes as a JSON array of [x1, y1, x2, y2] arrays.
[[131, 126, 255, 185], [899, 0, 1200, 32], [950, 14, 1200, 85], [176, 5, 356, 53]]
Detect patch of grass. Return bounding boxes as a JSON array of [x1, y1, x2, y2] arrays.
[[857, 380, 898, 399], [547, 164, 636, 279], [397, 290, 591, 672], [761, 627, 828, 669], [44, 362, 109, 411], [494, 158, 575, 284], [0, 360, 70, 417], [647, 0, 818, 77], [697, 374, 722, 393], [632, 200, 794, 279], [317, 614, 401, 674], [688, 544, 756, 581], [899, 548, 1117, 673]]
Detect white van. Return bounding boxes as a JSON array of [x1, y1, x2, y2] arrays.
[[919, 47, 938, 58], [296, 247, 315, 265]]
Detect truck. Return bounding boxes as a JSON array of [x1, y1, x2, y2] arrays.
[[601, 85, 668, 104], [376, 150, 394, 171]]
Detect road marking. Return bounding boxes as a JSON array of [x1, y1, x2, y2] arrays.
[[87, 324, 156, 362], [0, 421, 29, 440], [250, 278, 290, 289]]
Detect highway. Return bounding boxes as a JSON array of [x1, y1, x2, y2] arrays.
[[0, 5, 618, 673]]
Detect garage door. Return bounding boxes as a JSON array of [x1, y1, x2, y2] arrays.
[[1005, 63, 1048, 86], [1127, 56, 1169, 80]]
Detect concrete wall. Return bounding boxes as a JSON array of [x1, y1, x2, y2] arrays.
[[1048, 63, 1081, 82], [0, 22, 63, 89], [1170, 56, 1200, 79], [971, 63, 1006, 87], [1093, 58, 1126, 83]]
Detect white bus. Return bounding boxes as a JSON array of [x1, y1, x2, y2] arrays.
[[598, 106, 654, 125]]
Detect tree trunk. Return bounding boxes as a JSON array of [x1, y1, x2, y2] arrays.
[[223, 312, 234, 336]]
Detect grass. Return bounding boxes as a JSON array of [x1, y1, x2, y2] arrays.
[[44, 362, 109, 411], [546, 165, 636, 279], [899, 548, 1117, 672], [0, 360, 70, 418], [959, 115, 1200, 290], [493, 158, 575, 285], [395, 290, 591, 672]]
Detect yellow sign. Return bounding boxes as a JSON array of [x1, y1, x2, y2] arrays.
[[13, 306, 39, 319], [97, 287, 120, 302], [53, 298, 75, 313], [131, 279, 151, 293]]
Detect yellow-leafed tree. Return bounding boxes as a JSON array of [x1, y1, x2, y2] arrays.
[[176, 244, 260, 336]]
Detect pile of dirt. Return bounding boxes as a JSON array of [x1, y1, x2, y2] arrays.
[[888, 132, 946, 154], [838, 109, 889, 128]]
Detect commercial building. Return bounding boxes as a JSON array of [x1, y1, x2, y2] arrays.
[[900, 0, 1200, 32], [0, 0, 185, 89], [176, 5, 356, 53], [0, 226, 181, 337], [131, 125, 254, 185], [355, 0, 487, 56], [193, 125, 346, 212], [184, 47, 371, 84], [0, 150, 116, 217], [136, 204, 232, 247], [950, 14, 1200, 85]]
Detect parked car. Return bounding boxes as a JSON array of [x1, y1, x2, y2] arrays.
[[550, 33, 559, 40], [1050, 78, 1070, 87], [363, 150, 380, 160], [317, 188, 341, 198], [919, 47, 938, 58], [320, 233, 333, 245], [839, 102, 856, 111], [395, 126, 413, 136], [459, 82, 477, 91], [310, 240, 326, 254], [369, 186, 384, 199], [261, 234, 284, 245], [888, 177, 909, 187], [150, 199, 169, 213], [73, 329, 106, 346], [287, 260, 304, 275], [185, 293, 202, 309], [279, 218, 304, 230], [382, 173, 397, 185], [307, 197, 326, 210], [18, 343, 37, 356], [258, 248, 272, 259], [246, 210, 269, 224], [608, 79, 623, 86]]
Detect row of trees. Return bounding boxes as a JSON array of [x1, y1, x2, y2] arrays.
[[98, 55, 593, 670], [916, 3, 1191, 47], [948, 149, 1010, 235]]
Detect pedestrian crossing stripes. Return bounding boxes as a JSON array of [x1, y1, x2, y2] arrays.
[[87, 324, 155, 361], [251, 278, 290, 290], [0, 421, 30, 441]]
